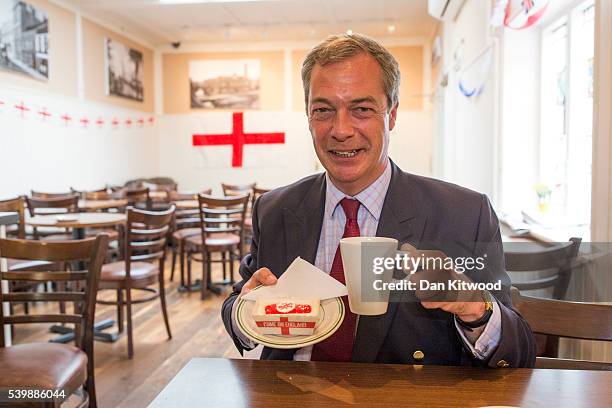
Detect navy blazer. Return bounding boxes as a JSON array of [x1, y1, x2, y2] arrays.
[[221, 161, 536, 367]]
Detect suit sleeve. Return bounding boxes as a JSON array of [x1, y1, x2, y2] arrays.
[[221, 196, 262, 355], [473, 194, 537, 368]]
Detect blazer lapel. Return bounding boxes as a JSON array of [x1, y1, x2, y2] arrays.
[[283, 174, 326, 267], [352, 161, 428, 363], [269, 176, 325, 362]]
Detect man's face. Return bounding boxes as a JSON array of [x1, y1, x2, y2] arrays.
[[307, 52, 398, 196]]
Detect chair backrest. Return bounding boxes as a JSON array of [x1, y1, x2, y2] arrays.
[[196, 194, 249, 244], [221, 182, 255, 196], [123, 206, 175, 277], [82, 191, 114, 200], [170, 190, 212, 231], [250, 187, 270, 213], [71, 187, 108, 198], [31, 190, 74, 199], [504, 237, 581, 299], [25, 195, 79, 217], [0, 196, 26, 239], [511, 286, 612, 370], [125, 187, 151, 210], [143, 181, 178, 193], [147, 177, 177, 187], [0, 235, 109, 349]]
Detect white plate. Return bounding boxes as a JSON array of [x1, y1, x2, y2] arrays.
[[235, 287, 345, 349], [55, 215, 79, 222]]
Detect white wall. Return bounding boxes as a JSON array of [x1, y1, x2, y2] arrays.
[[157, 39, 434, 194], [157, 110, 432, 195], [0, 85, 159, 197], [436, 0, 499, 203]]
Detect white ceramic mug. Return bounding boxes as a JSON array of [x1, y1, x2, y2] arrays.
[[340, 236, 398, 315]]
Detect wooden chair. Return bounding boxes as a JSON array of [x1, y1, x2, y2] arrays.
[[71, 187, 108, 198], [221, 182, 255, 197], [243, 187, 270, 252], [143, 182, 175, 211], [511, 287, 612, 370], [0, 196, 26, 239], [505, 238, 582, 356], [98, 206, 175, 358], [504, 238, 582, 300], [169, 190, 212, 285], [147, 177, 177, 188], [125, 187, 152, 211], [26, 195, 79, 240], [0, 196, 48, 320], [185, 194, 249, 299], [0, 234, 109, 407], [31, 190, 74, 199]]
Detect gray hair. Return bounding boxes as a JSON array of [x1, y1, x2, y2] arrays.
[[301, 33, 400, 112]]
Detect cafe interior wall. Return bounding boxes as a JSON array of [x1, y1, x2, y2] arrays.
[[0, 0, 159, 198], [157, 41, 433, 194], [434, 0, 499, 205]]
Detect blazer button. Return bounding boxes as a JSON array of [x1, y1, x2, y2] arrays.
[[496, 359, 510, 368], [413, 350, 425, 361]]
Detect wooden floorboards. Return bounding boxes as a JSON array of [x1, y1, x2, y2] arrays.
[[10, 255, 241, 408]]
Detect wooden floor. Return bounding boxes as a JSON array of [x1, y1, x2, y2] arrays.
[[10, 254, 241, 408]]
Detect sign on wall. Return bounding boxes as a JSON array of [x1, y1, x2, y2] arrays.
[[189, 59, 260, 109], [105, 38, 144, 102], [0, 1, 49, 81]]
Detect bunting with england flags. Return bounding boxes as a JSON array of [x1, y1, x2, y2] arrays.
[[0, 93, 155, 130]]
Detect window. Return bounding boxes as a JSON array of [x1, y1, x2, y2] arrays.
[[539, 0, 594, 225]]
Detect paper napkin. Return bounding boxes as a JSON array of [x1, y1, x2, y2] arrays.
[[242, 257, 347, 301]]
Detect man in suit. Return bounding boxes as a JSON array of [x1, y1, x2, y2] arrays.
[[221, 33, 536, 367]]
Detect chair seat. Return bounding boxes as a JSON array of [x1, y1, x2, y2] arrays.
[[101, 261, 158, 281], [172, 227, 200, 240], [185, 233, 240, 249], [0, 343, 86, 392]]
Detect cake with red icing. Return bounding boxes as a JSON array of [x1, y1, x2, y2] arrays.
[[253, 298, 321, 336]]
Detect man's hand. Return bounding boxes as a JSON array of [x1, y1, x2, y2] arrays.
[[400, 243, 486, 323], [238, 267, 277, 299]]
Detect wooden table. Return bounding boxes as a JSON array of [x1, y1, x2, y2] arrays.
[[26, 212, 126, 342], [78, 198, 127, 211], [150, 358, 612, 408], [27, 212, 126, 237], [0, 212, 19, 347]]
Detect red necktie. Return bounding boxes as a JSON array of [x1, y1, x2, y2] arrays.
[[311, 198, 360, 362]]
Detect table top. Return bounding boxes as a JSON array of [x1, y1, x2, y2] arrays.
[[78, 199, 128, 210], [149, 358, 612, 408], [27, 212, 126, 228]]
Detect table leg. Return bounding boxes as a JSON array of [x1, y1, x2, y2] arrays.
[[50, 318, 119, 343], [177, 279, 222, 295], [1, 224, 11, 346]]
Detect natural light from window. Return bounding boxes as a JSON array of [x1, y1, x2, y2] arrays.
[[540, 0, 594, 226]]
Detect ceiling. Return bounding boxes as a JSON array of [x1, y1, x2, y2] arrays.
[[61, 0, 438, 46]]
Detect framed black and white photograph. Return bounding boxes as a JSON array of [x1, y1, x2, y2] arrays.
[[105, 37, 144, 101], [190, 59, 260, 109], [0, 0, 49, 81]]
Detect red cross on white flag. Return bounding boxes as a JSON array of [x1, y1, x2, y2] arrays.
[[192, 112, 285, 168]]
